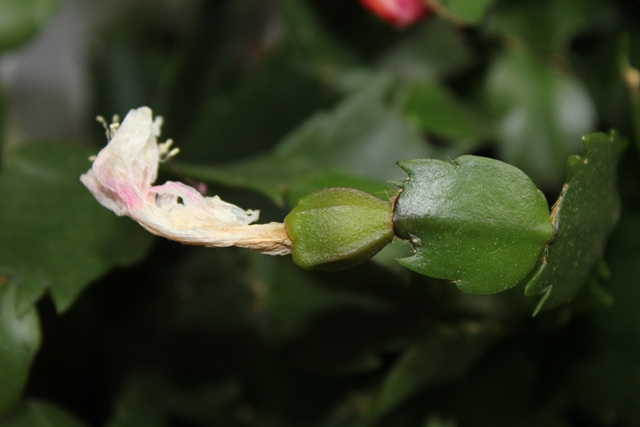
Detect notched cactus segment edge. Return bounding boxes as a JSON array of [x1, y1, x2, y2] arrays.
[[525, 131, 625, 313], [392, 155, 554, 294]]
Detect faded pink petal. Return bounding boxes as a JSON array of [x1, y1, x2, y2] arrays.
[[80, 107, 291, 255]]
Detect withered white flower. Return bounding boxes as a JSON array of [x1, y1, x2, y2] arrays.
[[80, 106, 291, 255]]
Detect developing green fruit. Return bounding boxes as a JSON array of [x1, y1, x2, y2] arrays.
[[284, 188, 394, 270]]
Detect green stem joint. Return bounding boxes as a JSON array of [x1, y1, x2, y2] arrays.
[[284, 156, 555, 295]]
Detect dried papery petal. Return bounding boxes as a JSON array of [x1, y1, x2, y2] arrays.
[[80, 106, 291, 255]]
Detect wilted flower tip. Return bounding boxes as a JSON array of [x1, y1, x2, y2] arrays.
[[81, 106, 291, 256]]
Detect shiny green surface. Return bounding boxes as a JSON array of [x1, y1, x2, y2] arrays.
[[393, 155, 554, 294], [285, 188, 394, 270]]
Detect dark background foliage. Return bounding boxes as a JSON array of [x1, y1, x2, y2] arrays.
[[1, 0, 639, 425]]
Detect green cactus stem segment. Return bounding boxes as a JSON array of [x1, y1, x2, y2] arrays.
[[392, 156, 555, 294], [284, 188, 394, 270]]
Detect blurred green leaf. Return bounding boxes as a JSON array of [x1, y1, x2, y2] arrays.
[[164, 381, 242, 427], [0, 144, 153, 313], [266, 260, 391, 342], [0, 284, 40, 413], [262, 257, 441, 376], [377, 20, 473, 80], [394, 155, 554, 294], [0, 399, 86, 427], [178, 73, 428, 206], [571, 343, 640, 426], [485, 46, 597, 189], [279, 0, 356, 70], [152, 0, 349, 164], [367, 323, 496, 423], [441, 334, 571, 427], [0, 85, 6, 168], [106, 375, 168, 427], [442, 0, 493, 23], [0, 0, 60, 51], [570, 215, 640, 424], [175, 45, 340, 164], [423, 415, 457, 427], [576, 35, 637, 145], [619, 38, 640, 151], [151, 249, 257, 334], [525, 132, 624, 312], [488, 0, 597, 52], [394, 80, 491, 149], [591, 214, 640, 353], [627, 73, 640, 152]]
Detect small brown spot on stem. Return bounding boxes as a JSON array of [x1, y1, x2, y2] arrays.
[[550, 184, 568, 229]]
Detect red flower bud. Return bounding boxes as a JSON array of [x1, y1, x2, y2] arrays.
[[359, 0, 429, 28]]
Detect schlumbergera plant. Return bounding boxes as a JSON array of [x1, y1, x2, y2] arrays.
[[82, 106, 623, 314]]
